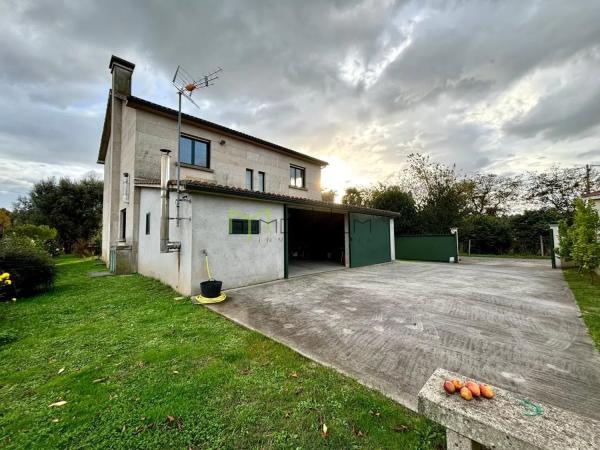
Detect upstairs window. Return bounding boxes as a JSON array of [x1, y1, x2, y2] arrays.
[[290, 165, 305, 188], [145, 213, 151, 235], [180, 135, 209, 168], [230, 219, 260, 234], [258, 171, 265, 192], [245, 169, 253, 190]]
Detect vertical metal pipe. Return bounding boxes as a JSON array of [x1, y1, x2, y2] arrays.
[[160, 149, 171, 253]]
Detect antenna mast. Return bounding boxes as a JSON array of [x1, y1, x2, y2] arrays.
[[172, 65, 222, 225]]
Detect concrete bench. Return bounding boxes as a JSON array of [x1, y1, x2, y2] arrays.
[[418, 368, 600, 450]]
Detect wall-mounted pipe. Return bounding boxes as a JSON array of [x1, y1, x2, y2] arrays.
[[160, 149, 181, 253]]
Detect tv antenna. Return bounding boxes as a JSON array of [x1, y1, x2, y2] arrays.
[[171, 65, 222, 225]]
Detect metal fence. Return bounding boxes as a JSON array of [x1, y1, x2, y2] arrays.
[[395, 234, 458, 263]]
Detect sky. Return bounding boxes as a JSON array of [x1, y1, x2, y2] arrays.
[[1, 0, 600, 209]]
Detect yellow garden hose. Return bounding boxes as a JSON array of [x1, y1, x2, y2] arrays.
[[192, 292, 227, 304], [192, 252, 228, 304], [205, 254, 212, 280]]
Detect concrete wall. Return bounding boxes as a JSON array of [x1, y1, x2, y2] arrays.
[[343, 212, 350, 267], [137, 187, 284, 294], [190, 194, 285, 292], [118, 106, 138, 269], [132, 108, 322, 200], [137, 188, 193, 294], [101, 137, 112, 261], [591, 198, 600, 215]]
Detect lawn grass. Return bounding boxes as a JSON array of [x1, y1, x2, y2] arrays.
[[0, 256, 444, 449], [564, 268, 600, 350]]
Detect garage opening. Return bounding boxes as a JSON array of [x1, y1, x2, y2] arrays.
[[287, 208, 346, 277]]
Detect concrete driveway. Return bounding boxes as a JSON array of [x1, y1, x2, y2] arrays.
[[209, 258, 600, 420]]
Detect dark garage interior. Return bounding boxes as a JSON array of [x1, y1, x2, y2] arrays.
[[287, 208, 345, 277]]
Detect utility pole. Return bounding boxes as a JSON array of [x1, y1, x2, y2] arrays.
[[584, 163, 600, 195]]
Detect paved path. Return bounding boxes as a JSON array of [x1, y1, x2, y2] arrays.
[[209, 259, 600, 420]]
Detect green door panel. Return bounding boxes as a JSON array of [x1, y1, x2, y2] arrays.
[[349, 213, 391, 267]]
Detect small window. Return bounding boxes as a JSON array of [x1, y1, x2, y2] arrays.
[[145, 212, 151, 235], [179, 135, 210, 168], [120, 208, 127, 241], [290, 165, 305, 188], [245, 169, 253, 190], [258, 171, 265, 192], [230, 219, 260, 234]]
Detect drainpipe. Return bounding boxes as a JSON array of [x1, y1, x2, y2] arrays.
[[160, 149, 181, 253]]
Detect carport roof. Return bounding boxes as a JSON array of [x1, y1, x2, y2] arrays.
[[135, 178, 401, 218]]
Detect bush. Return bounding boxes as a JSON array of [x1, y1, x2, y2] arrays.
[[509, 208, 560, 255], [72, 238, 95, 257], [8, 224, 61, 256], [0, 237, 56, 300], [561, 199, 600, 275], [460, 215, 512, 254]]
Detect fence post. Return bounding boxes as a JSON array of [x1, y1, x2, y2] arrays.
[[540, 235, 544, 256], [468, 239, 471, 255], [450, 228, 459, 263]]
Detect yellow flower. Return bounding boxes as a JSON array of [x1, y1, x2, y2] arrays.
[[5, 280, 11, 285], [0, 272, 9, 280]]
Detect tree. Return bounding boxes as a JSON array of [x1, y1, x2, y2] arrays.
[[406, 154, 469, 233], [12, 176, 103, 253], [369, 184, 418, 234], [341, 187, 368, 206], [460, 215, 512, 254], [464, 173, 522, 216], [0, 208, 11, 237], [561, 199, 600, 275], [509, 208, 560, 255], [525, 166, 589, 215], [321, 189, 336, 203]]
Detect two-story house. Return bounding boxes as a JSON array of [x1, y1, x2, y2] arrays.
[[98, 56, 398, 295]]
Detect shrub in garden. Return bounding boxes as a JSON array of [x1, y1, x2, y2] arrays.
[[72, 238, 95, 257], [560, 199, 600, 276], [8, 224, 61, 256], [0, 237, 56, 300]]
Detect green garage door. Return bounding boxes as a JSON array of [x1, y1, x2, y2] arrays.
[[349, 213, 391, 267]]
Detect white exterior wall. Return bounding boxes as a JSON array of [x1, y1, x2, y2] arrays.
[[591, 198, 600, 215], [137, 187, 284, 294], [132, 108, 322, 200], [549, 224, 561, 269], [190, 194, 285, 292], [343, 212, 350, 267], [101, 137, 112, 261], [137, 188, 193, 294], [120, 106, 137, 231]]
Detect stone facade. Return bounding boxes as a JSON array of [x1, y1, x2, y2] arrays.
[[99, 56, 325, 273]]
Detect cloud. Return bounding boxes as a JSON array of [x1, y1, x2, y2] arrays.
[[1, 0, 600, 208]]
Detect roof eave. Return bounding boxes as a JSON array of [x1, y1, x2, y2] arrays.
[[133, 178, 399, 217], [183, 180, 399, 217], [97, 90, 112, 164]]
